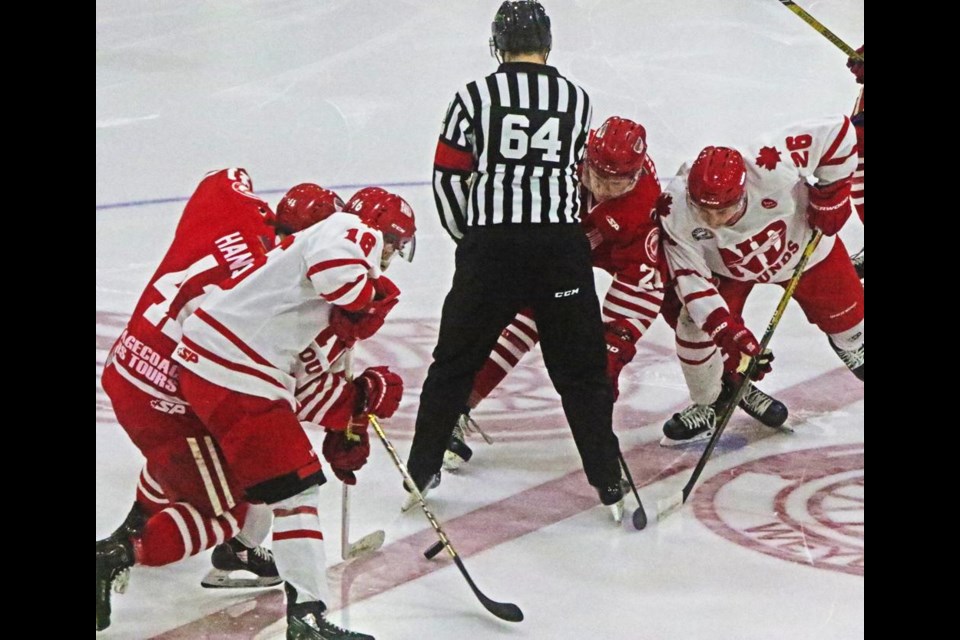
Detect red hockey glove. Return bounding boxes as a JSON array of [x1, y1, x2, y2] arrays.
[[329, 276, 400, 346], [322, 428, 371, 485], [354, 366, 404, 419], [846, 45, 864, 84], [704, 309, 762, 376], [720, 344, 774, 381], [604, 321, 639, 401], [806, 179, 853, 236]]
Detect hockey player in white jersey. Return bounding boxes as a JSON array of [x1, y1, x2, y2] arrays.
[[658, 115, 864, 445], [174, 188, 413, 640]]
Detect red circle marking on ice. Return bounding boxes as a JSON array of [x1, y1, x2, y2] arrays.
[[693, 443, 864, 576]]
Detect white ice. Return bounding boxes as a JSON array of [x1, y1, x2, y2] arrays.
[[97, 2, 864, 638]]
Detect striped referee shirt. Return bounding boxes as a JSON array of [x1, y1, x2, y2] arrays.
[[432, 62, 592, 240]]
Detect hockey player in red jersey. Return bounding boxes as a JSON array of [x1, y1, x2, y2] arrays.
[[657, 115, 864, 446], [97, 177, 411, 640], [442, 117, 787, 472]]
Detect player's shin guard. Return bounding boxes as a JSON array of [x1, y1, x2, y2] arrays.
[[675, 310, 724, 406], [271, 485, 329, 605]]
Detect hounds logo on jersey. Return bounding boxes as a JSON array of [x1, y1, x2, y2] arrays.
[[718, 220, 789, 279]]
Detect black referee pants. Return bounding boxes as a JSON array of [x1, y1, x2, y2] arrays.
[[407, 224, 621, 489]]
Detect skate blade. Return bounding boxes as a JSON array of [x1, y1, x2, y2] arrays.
[[201, 569, 283, 589], [113, 567, 131, 594], [659, 430, 714, 448], [442, 451, 465, 471], [401, 492, 420, 512], [345, 530, 386, 559], [609, 500, 624, 524]]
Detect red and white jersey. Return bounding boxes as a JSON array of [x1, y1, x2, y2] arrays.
[[851, 88, 864, 221], [174, 211, 382, 407], [292, 333, 355, 428], [660, 115, 858, 329], [107, 168, 277, 403], [581, 156, 664, 339]]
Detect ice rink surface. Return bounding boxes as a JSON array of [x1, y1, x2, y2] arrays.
[[97, 2, 864, 637]]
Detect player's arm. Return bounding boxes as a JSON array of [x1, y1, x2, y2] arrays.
[[662, 228, 724, 332], [791, 116, 859, 236], [602, 224, 664, 341], [297, 366, 403, 485], [304, 225, 378, 312], [433, 92, 477, 242]]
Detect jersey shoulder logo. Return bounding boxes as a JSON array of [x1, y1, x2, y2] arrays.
[[645, 227, 660, 262], [654, 192, 672, 220], [756, 146, 782, 171], [692, 227, 714, 240]]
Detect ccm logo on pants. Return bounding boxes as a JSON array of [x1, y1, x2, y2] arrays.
[[554, 288, 580, 298]]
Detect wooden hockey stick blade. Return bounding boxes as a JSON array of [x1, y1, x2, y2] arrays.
[[346, 529, 386, 560], [452, 555, 524, 622], [655, 490, 685, 523]]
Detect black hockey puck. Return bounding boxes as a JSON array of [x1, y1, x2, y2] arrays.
[[632, 506, 648, 530], [424, 540, 445, 559]]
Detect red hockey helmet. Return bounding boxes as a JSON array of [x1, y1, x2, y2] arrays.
[[344, 187, 417, 268], [687, 146, 746, 209], [586, 116, 648, 177], [276, 183, 344, 235]]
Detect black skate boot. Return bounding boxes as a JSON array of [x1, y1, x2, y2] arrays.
[[285, 583, 374, 640], [202, 537, 282, 588], [96, 533, 135, 631], [727, 378, 788, 428], [596, 478, 628, 523], [400, 471, 441, 512], [442, 415, 474, 471], [829, 337, 864, 381], [661, 403, 717, 447], [106, 503, 147, 544]]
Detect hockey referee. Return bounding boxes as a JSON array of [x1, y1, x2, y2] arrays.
[[405, 0, 624, 514]]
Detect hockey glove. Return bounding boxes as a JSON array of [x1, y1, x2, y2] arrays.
[[704, 309, 763, 376], [354, 366, 404, 419], [329, 276, 400, 346], [806, 179, 853, 236], [322, 428, 371, 485], [846, 45, 864, 84], [720, 345, 774, 381], [604, 320, 639, 401]]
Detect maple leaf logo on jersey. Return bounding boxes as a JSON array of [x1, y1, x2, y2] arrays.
[[654, 193, 673, 219], [756, 146, 782, 171]]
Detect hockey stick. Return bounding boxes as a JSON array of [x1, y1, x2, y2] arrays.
[[368, 414, 523, 623], [619, 452, 648, 530], [776, 1, 863, 61], [340, 349, 386, 561], [656, 230, 824, 521]]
